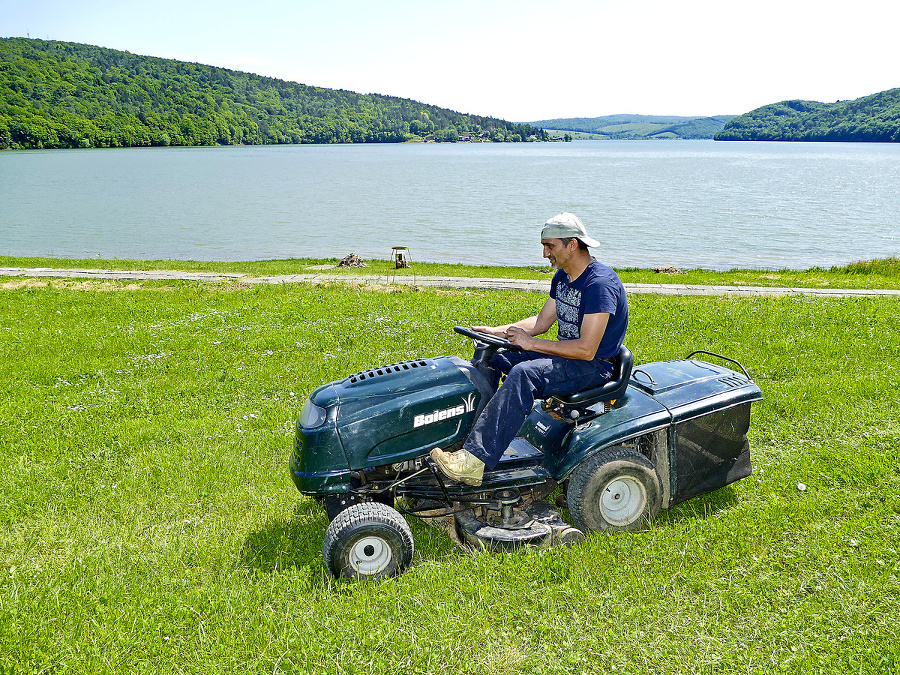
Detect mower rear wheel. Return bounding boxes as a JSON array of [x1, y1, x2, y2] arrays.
[[567, 446, 662, 533], [322, 502, 414, 579]]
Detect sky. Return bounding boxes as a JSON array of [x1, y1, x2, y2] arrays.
[[3, 0, 899, 122]]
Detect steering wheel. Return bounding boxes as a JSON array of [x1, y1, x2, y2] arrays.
[[453, 325, 522, 352]]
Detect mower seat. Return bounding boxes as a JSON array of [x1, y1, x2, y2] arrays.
[[542, 345, 634, 419]]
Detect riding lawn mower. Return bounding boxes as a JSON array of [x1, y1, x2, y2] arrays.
[[290, 326, 762, 579]]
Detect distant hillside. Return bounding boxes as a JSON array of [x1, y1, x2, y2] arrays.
[[529, 114, 735, 140], [0, 38, 548, 149], [715, 88, 900, 142]]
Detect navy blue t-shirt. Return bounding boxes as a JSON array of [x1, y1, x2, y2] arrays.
[[550, 259, 628, 361]]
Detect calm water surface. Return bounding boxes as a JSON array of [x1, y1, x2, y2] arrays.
[[1, 141, 898, 270]]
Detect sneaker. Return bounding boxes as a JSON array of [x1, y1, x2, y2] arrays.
[[429, 447, 485, 486]]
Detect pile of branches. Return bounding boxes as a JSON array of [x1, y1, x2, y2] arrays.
[[338, 253, 368, 268]]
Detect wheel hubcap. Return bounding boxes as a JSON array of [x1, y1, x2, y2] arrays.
[[600, 476, 647, 526], [350, 536, 393, 575]]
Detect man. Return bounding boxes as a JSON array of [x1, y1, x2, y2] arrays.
[[430, 212, 629, 486]]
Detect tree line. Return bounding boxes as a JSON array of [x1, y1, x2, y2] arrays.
[[714, 89, 900, 142], [0, 38, 549, 150]]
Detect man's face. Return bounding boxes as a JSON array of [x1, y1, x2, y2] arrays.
[[542, 238, 574, 269]]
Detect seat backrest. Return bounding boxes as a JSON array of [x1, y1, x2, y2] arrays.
[[549, 345, 634, 410]]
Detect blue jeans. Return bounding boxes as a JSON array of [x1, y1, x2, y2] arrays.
[[463, 351, 613, 469]]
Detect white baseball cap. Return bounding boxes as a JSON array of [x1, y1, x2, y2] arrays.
[[541, 212, 600, 247]]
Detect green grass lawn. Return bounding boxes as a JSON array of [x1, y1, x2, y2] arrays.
[[1, 274, 898, 673], [2, 255, 899, 290]]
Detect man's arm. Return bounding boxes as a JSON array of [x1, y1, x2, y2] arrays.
[[507, 311, 610, 361], [471, 298, 558, 338]]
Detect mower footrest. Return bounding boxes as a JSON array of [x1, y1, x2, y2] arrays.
[[480, 465, 551, 489], [403, 464, 551, 499], [497, 438, 544, 468]]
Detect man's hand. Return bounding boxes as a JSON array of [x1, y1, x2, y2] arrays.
[[505, 326, 536, 350], [470, 306, 549, 342], [470, 325, 506, 338]]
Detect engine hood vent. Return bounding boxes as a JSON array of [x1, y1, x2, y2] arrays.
[[346, 359, 430, 384]]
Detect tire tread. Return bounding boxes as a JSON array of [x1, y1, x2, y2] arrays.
[[567, 445, 662, 533], [322, 501, 414, 579]]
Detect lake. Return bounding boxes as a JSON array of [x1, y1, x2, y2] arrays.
[[1, 140, 898, 270]]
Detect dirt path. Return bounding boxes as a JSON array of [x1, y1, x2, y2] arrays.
[[2, 267, 898, 298]]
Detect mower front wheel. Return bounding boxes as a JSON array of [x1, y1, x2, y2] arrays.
[[567, 446, 662, 534], [322, 502, 414, 580]]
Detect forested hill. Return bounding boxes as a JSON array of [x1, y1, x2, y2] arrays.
[[715, 88, 900, 142], [0, 37, 548, 149], [528, 114, 735, 140]]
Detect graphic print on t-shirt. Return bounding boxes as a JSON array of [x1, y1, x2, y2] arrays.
[[556, 282, 581, 340]]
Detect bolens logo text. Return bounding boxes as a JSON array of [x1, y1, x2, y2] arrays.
[[413, 393, 477, 428]]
